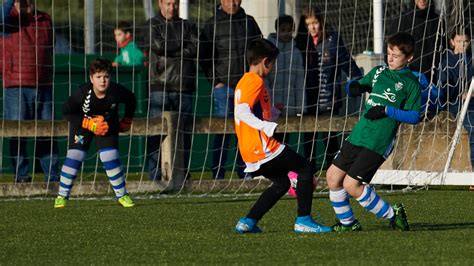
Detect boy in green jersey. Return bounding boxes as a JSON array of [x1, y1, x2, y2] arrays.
[[112, 21, 144, 67], [326, 32, 421, 232]]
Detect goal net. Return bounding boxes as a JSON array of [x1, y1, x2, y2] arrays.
[[0, 0, 472, 198]]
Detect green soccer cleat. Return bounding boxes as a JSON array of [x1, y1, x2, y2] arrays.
[[333, 219, 362, 232], [118, 195, 135, 208], [391, 203, 410, 231], [54, 196, 67, 208]]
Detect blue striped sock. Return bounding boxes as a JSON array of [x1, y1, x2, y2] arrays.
[[330, 188, 356, 225], [99, 148, 127, 198], [58, 149, 86, 198], [356, 185, 394, 220]]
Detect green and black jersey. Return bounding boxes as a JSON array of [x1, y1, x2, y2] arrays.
[[347, 65, 421, 157]]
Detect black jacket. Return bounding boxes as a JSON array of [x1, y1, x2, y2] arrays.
[[143, 13, 198, 92], [386, 4, 444, 78], [200, 6, 262, 88], [295, 31, 362, 114], [63, 82, 136, 134]]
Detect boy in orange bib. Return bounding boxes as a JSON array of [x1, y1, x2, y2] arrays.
[[234, 39, 332, 233]]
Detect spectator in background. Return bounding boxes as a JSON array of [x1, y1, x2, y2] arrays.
[[295, 5, 362, 169], [142, 0, 197, 181], [438, 28, 474, 168], [0, 0, 14, 30], [0, 0, 59, 182], [200, 0, 262, 179], [54, 32, 73, 54], [386, 0, 444, 82], [112, 21, 144, 67], [266, 15, 305, 144]]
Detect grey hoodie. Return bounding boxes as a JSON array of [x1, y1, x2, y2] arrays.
[[266, 33, 305, 117]]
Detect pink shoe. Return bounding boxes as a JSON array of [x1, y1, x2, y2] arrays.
[[287, 171, 318, 198]]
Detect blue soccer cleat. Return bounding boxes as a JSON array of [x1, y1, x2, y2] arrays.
[[294, 215, 333, 233], [235, 217, 262, 234]]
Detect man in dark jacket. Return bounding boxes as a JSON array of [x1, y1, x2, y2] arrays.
[[386, 0, 444, 82], [0, 0, 59, 183], [200, 0, 262, 179], [142, 0, 198, 181]]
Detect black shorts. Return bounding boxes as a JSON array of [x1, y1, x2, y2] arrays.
[[68, 124, 118, 151], [332, 140, 385, 183], [253, 146, 313, 182]]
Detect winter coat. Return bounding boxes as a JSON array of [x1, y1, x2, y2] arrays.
[[266, 33, 305, 116], [386, 3, 443, 78], [296, 31, 362, 114], [0, 8, 52, 88], [438, 49, 473, 107], [143, 13, 198, 93], [200, 6, 262, 89]]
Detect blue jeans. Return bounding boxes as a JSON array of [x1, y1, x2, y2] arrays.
[[147, 90, 193, 181], [4, 87, 59, 181], [212, 85, 246, 179], [449, 102, 474, 168]]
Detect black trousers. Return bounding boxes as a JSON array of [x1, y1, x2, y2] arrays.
[[246, 147, 315, 221]]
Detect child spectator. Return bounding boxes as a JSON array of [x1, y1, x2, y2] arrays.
[[295, 6, 362, 169], [234, 39, 332, 234], [438, 28, 473, 167], [112, 21, 144, 67], [326, 32, 421, 232], [54, 58, 137, 208], [266, 15, 305, 144]]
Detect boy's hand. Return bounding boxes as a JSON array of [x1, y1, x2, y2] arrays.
[[82, 116, 109, 136], [119, 117, 133, 132], [262, 121, 278, 137], [274, 102, 285, 111], [269, 106, 281, 122], [364, 106, 387, 120], [349, 82, 372, 97]]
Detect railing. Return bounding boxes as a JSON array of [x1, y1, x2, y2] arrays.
[[0, 111, 470, 196]]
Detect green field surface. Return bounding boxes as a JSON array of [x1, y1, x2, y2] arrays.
[[1, 190, 473, 265]]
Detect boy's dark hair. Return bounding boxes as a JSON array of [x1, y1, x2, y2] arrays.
[[450, 26, 471, 40], [89, 58, 112, 75], [246, 39, 279, 66], [275, 15, 294, 31], [387, 32, 415, 56], [115, 21, 132, 34]]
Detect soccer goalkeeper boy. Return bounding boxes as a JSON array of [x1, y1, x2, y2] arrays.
[[54, 58, 136, 208]]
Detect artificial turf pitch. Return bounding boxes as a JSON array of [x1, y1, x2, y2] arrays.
[[1, 190, 473, 264]]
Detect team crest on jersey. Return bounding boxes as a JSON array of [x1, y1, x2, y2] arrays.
[[74, 135, 84, 145], [395, 82, 404, 91], [110, 103, 117, 110]]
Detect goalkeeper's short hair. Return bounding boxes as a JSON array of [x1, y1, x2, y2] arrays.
[[89, 58, 112, 75]]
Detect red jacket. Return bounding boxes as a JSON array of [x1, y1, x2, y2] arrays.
[[0, 9, 53, 88]]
